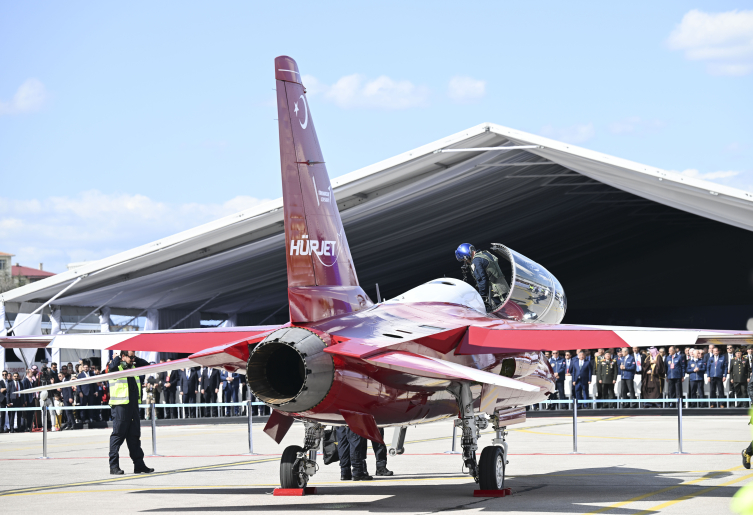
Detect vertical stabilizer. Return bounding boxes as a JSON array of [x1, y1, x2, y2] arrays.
[[275, 56, 372, 323]]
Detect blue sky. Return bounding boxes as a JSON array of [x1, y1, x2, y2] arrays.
[[1, 1, 752, 273]]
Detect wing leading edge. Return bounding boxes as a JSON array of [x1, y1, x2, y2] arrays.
[[0, 325, 282, 353]]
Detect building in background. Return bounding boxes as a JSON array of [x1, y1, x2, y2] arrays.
[[0, 252, 13, 292], [12, 263, 55, 288]]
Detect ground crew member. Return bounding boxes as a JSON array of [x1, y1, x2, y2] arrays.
[[549, 350, 566, 410], [370, 429, 393, 476], [731, 349, 750, 408], [109, 350, 154, 475], [597, 351, 618, 408], [455, 243, 510, 311], [336, 426, 373, 481]]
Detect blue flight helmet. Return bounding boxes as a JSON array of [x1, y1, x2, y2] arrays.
[[455, 243, 475, 262]]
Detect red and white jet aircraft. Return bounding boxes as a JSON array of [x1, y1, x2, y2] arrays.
[[6, 56, 753, 492]]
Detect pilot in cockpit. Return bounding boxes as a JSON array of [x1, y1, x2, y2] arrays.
[[455, 243, 510, 312]]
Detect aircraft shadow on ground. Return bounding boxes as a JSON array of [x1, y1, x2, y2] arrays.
[[135, 466, 740, 513]]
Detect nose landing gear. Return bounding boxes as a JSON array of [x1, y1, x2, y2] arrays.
[[279, 422, 324, 489], [452, 382, 510, 493]]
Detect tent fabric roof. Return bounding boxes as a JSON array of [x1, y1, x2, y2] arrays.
[[3, 123, 752, 320]]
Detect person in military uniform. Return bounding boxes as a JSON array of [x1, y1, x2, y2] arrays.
[[730, 348, 750, 408], [455, 243, 510, 311], [144, 376, 157, 420], [108, 350, 154, 475], [549, 350, 567, 410], [597, 351, 618, 408]]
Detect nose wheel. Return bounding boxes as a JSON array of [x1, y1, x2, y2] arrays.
[[279, 422, 324, 489], [478, 446, 506, 490], [280, 445, 308, 488]]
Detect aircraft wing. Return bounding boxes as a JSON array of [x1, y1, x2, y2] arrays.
[[20, 358, 197, 395], [0, 325, 283, 353], [454, 323, 753, 355], [364, 350, 538, 392], [18, 334, 268, 396]]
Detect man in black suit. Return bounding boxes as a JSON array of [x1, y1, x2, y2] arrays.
[[58, 372, 74, 430], [200, 367, 220, 417], [0, 370, 8, 432], [179, 367, 199, 418], [7, 372, 25, 432], [22, 370, 39, 431], [77, 362, 94, 422], [162, 362, 179, 419]]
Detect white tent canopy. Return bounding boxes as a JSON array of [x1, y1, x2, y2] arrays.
[[3, 123, 752, 325]]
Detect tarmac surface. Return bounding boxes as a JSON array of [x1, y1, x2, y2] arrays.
[[1, 413, 751, 514]]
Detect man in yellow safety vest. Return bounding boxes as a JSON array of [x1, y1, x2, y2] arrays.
[[109, 350, 154, 475]]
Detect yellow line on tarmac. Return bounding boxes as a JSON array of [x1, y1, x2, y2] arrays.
[[582, 465, 743, 515], [0, 457, 279, 497], [633, 472, 753, 515]]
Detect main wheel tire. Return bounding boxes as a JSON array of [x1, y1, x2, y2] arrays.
[[478, 446, 505, 490], [280, 445, 307, 489]]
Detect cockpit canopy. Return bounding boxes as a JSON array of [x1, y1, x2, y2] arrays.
[[385, 243, 567, 325]]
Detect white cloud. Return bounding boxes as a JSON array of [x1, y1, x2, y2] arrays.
[[608, 116, 665, 135], [0, 78, 48, 115], [540, 123, 595, 144], [302, 74, 429, 109], [447, 76, 486, 103], [676, 168, 740, 180], [0, 191, 270, 273], [668, 9, 753, 76]]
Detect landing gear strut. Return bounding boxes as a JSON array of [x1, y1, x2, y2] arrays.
[[452, 382, 487, 482], [280, 422, 324, 489], [451, 382, 508, 491]]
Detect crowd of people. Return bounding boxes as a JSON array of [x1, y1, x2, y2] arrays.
[[0, 358, 269, 433], [545, 344, 752, 409], [0, 343, 748, 433]]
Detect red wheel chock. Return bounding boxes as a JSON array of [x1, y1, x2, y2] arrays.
[[273, 487, 318, 496], [473, 488, 511, 497]]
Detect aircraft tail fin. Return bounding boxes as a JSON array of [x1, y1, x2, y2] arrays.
[[275, 56, 372, 323]]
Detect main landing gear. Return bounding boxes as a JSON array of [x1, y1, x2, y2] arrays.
[[280, 422, 324, 489], [452, 382, 508, 491]]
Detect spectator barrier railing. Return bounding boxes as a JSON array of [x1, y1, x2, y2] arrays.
[[0, 401, 265, 459], [3, 397, 749, 459], [444, 397, 749, 455]]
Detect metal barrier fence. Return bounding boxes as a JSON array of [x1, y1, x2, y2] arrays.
[[444, 397, 749, 455], [535, 397, 750, 410], [0, 401, 265, 459], [4, 397, 748, 460]]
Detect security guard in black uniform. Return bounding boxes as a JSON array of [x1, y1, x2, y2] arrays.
[[109, 350, 154, 475]]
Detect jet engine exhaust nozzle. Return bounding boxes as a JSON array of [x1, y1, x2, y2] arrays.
[[246, 327, 334, 413]]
